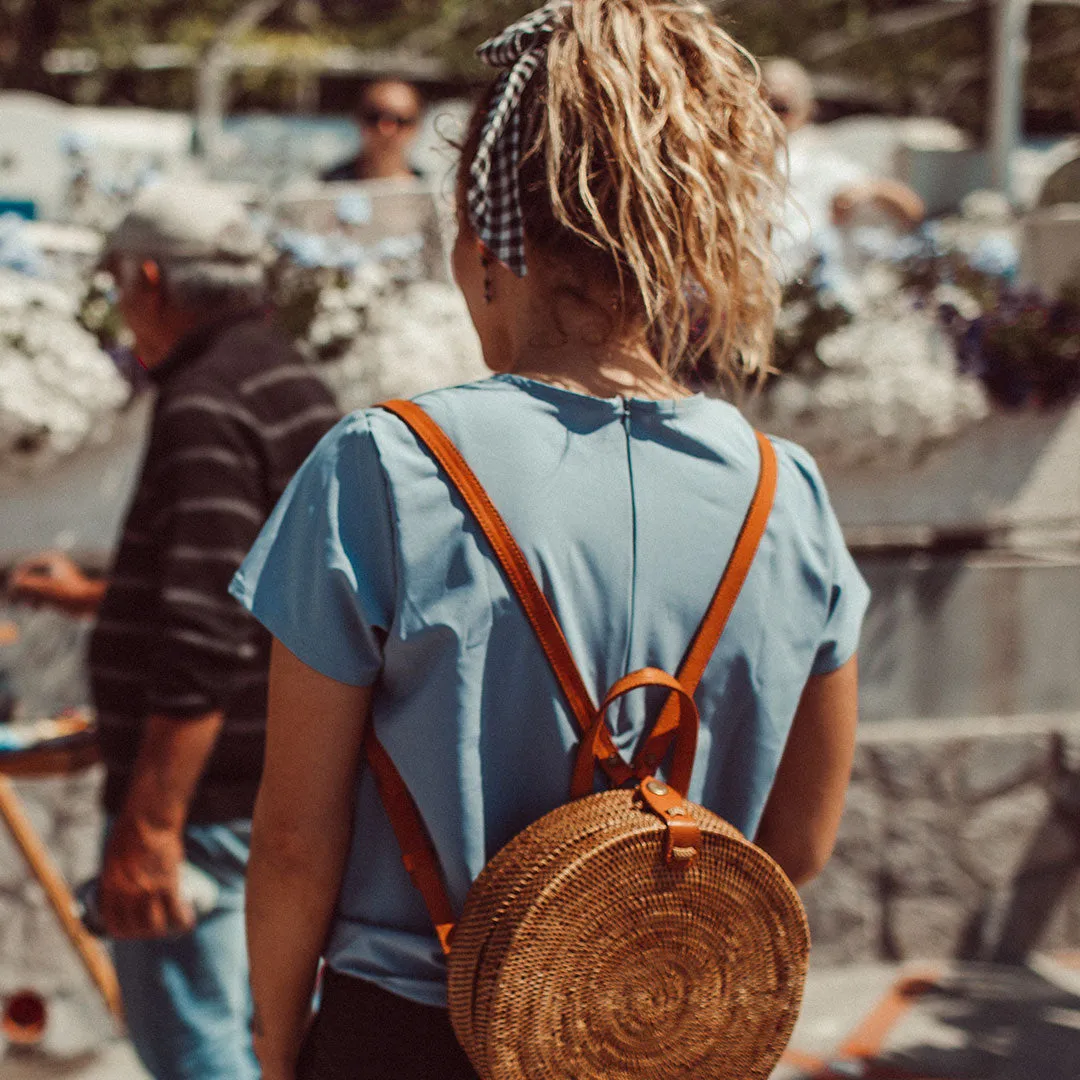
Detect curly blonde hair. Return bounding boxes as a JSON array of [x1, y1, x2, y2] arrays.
[[461, 0, 785, 384]]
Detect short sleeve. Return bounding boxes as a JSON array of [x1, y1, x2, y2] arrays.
[[798, 459, 870, 676], [775, 439, 871, 677], [810, 505, 870, 675], [230, 411, 396, 686], [822, 150, 869, 197], [146, 396, 265, 717]]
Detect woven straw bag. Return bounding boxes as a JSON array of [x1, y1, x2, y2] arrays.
[[366, 400, 810, 1080]]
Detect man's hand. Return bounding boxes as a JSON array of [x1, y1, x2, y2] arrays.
[[831, 184, 871, 227], [832, 179, 926, 230], [100, 814, 195, 940], [103, 712, 225, 938], [7, 552, 105, 616]]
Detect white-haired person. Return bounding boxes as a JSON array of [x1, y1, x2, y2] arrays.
[[763, 56, 926, 283], [231, 4, 869, 1079], [10, 182, 339, 1080]]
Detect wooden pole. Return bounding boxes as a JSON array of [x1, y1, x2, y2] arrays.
[[0, 775, 124, 1024]]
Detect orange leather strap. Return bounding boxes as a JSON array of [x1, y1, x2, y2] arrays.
[[364, 728, 456, 955], [638, 776, 702, 863], [379, 398, 633, 787], [629, 430, 778, 777], [362, 403, 776, 952]]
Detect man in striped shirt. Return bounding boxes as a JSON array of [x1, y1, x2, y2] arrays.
[[11, 183, 340, 1080]]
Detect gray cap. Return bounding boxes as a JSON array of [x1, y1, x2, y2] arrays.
[[104, 181, 265, 263]]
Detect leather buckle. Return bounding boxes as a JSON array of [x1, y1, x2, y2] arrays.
[[637, 777, 701, 865]]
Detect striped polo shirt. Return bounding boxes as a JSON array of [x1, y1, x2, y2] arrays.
[[90, 311, 340, 822]]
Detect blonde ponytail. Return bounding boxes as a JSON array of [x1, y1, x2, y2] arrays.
[[511, 0, 784, 383]]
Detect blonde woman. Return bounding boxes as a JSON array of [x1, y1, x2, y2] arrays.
[[231, 3, 869, 1078]]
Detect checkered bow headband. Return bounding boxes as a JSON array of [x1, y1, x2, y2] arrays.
[[468, 2, 570, 277]]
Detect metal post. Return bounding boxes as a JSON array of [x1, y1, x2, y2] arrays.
[[195, 46, 230, 168], [193, 0, 286, 168], [988, 0, 1032, 202]]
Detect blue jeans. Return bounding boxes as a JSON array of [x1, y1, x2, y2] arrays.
[[107, 821, 259, 1080]]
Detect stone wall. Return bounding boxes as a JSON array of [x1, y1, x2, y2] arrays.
[[2, 604, 1079, 1034], [803, 713, 1080, 966]]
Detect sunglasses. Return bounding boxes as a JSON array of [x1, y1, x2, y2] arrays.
[[359, 108, 419, 131]]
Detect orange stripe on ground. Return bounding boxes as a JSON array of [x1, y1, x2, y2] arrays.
[[782, 969, 942, 1080], [836, 970, 940, 1061], [779, 1046, 828, 1072], [801, 1064, 940, 1080]]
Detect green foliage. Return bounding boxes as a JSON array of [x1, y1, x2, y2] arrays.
[[3, 0, 1079, 130], [770, 270, 854, 380]]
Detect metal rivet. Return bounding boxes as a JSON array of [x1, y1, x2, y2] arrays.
[[646, 781, 669, 796]]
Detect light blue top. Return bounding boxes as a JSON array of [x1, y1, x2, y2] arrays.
[[230, 374, 869, 1007]]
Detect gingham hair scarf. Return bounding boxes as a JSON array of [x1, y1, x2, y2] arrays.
[[468, 2, 570, 277]]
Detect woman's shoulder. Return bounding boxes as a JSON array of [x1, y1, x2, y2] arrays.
[[767, 433, 835, 508], [674, 394, 837, 497], [677, 399, 845, 550]]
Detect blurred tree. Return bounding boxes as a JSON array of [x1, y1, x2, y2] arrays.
[[1, 0, 1077, 133], [0, 0, 63, 91]]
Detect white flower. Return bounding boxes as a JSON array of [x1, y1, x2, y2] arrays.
[[317, 281, 485, 410], [318, 288, 349, 313], [764, 300, 989, 468], [0, 279, 131, 479], [932, 284, 982, 321]]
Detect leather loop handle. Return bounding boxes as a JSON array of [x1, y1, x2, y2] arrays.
[[631, 431, 778, 777], [570, 668, 700, 800], [381, 400, 633, 787]]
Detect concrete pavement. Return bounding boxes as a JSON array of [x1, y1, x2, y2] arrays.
[[3, 954, 1079, 1079], [777, 953, 1080, 1080]]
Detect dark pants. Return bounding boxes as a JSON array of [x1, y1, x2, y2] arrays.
[[297, 968, 477, 1080]]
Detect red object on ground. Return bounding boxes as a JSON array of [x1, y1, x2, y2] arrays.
[[2, 989, 47, 1046]]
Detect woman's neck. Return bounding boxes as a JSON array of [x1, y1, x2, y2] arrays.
[[488, 258, 691, 400], [505, 342, 690, 402]]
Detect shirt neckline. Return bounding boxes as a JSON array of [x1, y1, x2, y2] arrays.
[[490, 373, 708, 417]]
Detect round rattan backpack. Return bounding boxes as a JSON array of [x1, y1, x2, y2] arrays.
[[364, 400, 810, 1080]]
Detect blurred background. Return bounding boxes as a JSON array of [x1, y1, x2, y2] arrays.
[[2, 0, 1080, 130], [0, 3, 1079, 1076], [0, 0, 1078, 198]]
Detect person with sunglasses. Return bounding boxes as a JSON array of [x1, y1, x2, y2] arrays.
[[321, 79, 425, 184]]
